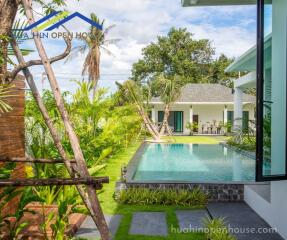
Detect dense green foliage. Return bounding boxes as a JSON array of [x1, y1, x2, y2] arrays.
[[23, 82, 142, 237], [0, 163, 43, 239], [131, 28, 214, 84], [131, 28, 238, 88], [116, 188, 208, 207], [227, 120, 256, 151], [25, 81, 142, 169]]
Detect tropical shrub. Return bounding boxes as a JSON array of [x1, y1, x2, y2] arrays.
[[116, 188, 208, 207], [186, 122, 199, 135], [227, 120, 256, 151], [25, 82, 142, 170], [40, 186, 88, 239], [263, 112, 271, 160], [0, 187, 43, 239], [0, 163, 44, 239], [203, 217, 236, 240], [25, 90, 64, 159]]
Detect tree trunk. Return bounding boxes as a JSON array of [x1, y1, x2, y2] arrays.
[[21, 0, 110, 239], [134, 104, 161, 141], [92, 76, 99, 100], [91, 46, 100, 100], [159, 104, 170, 136], [0, 0, 18, 83]]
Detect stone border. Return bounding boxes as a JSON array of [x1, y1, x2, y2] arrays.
[[116, 182, 245, 202], [126, 142, 147, 182]]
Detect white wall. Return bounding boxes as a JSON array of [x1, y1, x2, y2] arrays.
[[153, 103, 255, 135], [153, 104, 191, 135], [245, 181, 287, 240]]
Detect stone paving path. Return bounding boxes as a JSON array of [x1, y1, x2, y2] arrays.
[[176, 209, 209, 231], [76, 203, 284, 239], [207, 202, 284, 240], [76, 215, 122, 239], [129, 212, 168, 236]]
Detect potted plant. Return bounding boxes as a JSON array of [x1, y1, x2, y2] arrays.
[[186, 122, 198, 136], [223, 121, 233, 136]]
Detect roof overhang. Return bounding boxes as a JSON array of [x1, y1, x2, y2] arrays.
[[181, 0, 256, 7], [234, 72, 256, 89], [225, 34, 272, 72]]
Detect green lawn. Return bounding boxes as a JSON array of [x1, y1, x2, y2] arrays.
[[96, 136, 226, 239], [163, 135, 228, 144]]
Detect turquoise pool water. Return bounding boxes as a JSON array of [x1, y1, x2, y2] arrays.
[[133, 144, 255, 182]]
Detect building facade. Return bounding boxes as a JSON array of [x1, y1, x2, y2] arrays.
[[151, 84, 255, 135]]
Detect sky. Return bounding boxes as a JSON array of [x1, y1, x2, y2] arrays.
[[15, 0, 257, 94]]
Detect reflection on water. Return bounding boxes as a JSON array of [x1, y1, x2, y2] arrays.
[[133, 144, 255, 182]]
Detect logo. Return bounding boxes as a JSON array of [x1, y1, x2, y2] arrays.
[[14, 11, 103, 39]]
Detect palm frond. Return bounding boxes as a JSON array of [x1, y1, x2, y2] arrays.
[[81, 52, 92, 76], [64, 44, 88, 63], [100, 46, 114, 57], [103, 24, 116, 35], [103, 38, 121, 46]]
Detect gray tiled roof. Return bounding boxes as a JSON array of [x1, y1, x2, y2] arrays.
[[151, 84, 255, 103]]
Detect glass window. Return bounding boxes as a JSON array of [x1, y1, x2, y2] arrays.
[[257, 0, 287, 180]]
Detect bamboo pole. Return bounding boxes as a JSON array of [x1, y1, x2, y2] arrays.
[[0, 158, 76, 164], [21, 1, 110, 238], [0, 177, 109, 187]]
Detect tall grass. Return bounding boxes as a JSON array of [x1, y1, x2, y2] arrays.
[[116, 188, 208, 207]]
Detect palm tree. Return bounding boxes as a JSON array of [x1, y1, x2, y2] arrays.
[[68, 13, 120, 98], [117, 80, 161, 141], [155, 75, 182, 136]]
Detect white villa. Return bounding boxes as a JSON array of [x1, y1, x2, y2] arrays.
[[150, 83, 255, 135]]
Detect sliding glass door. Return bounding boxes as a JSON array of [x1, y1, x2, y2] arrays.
[[256, 0, 287, 180], [158, 111, 183, 133], [174, 111, 183, 133]]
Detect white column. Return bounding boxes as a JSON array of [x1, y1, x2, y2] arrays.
[[189, 106, 193, 124], [151, 107, 156, 123], [223, 105, 228, 124], [234, 87, 243, 129]]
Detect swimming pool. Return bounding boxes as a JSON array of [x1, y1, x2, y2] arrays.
[[131, 143, 255, 182]]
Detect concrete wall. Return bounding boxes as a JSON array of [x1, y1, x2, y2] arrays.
[[245, 181, 287, 240], [153, 103, 255, 134]]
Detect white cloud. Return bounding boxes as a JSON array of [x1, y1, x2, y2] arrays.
[[186, 23, 256, 58], [18, 0, 257, 93]]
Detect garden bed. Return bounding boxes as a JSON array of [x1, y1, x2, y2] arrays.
[[20, 203, 86, 239], [116, 182, 245, 202]]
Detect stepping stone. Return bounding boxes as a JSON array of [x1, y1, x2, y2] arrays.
[[76, 215, 122, 239], [176, 210, 209, 232], [207, 202, 284, 240], [129, 212, 168, 236]]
